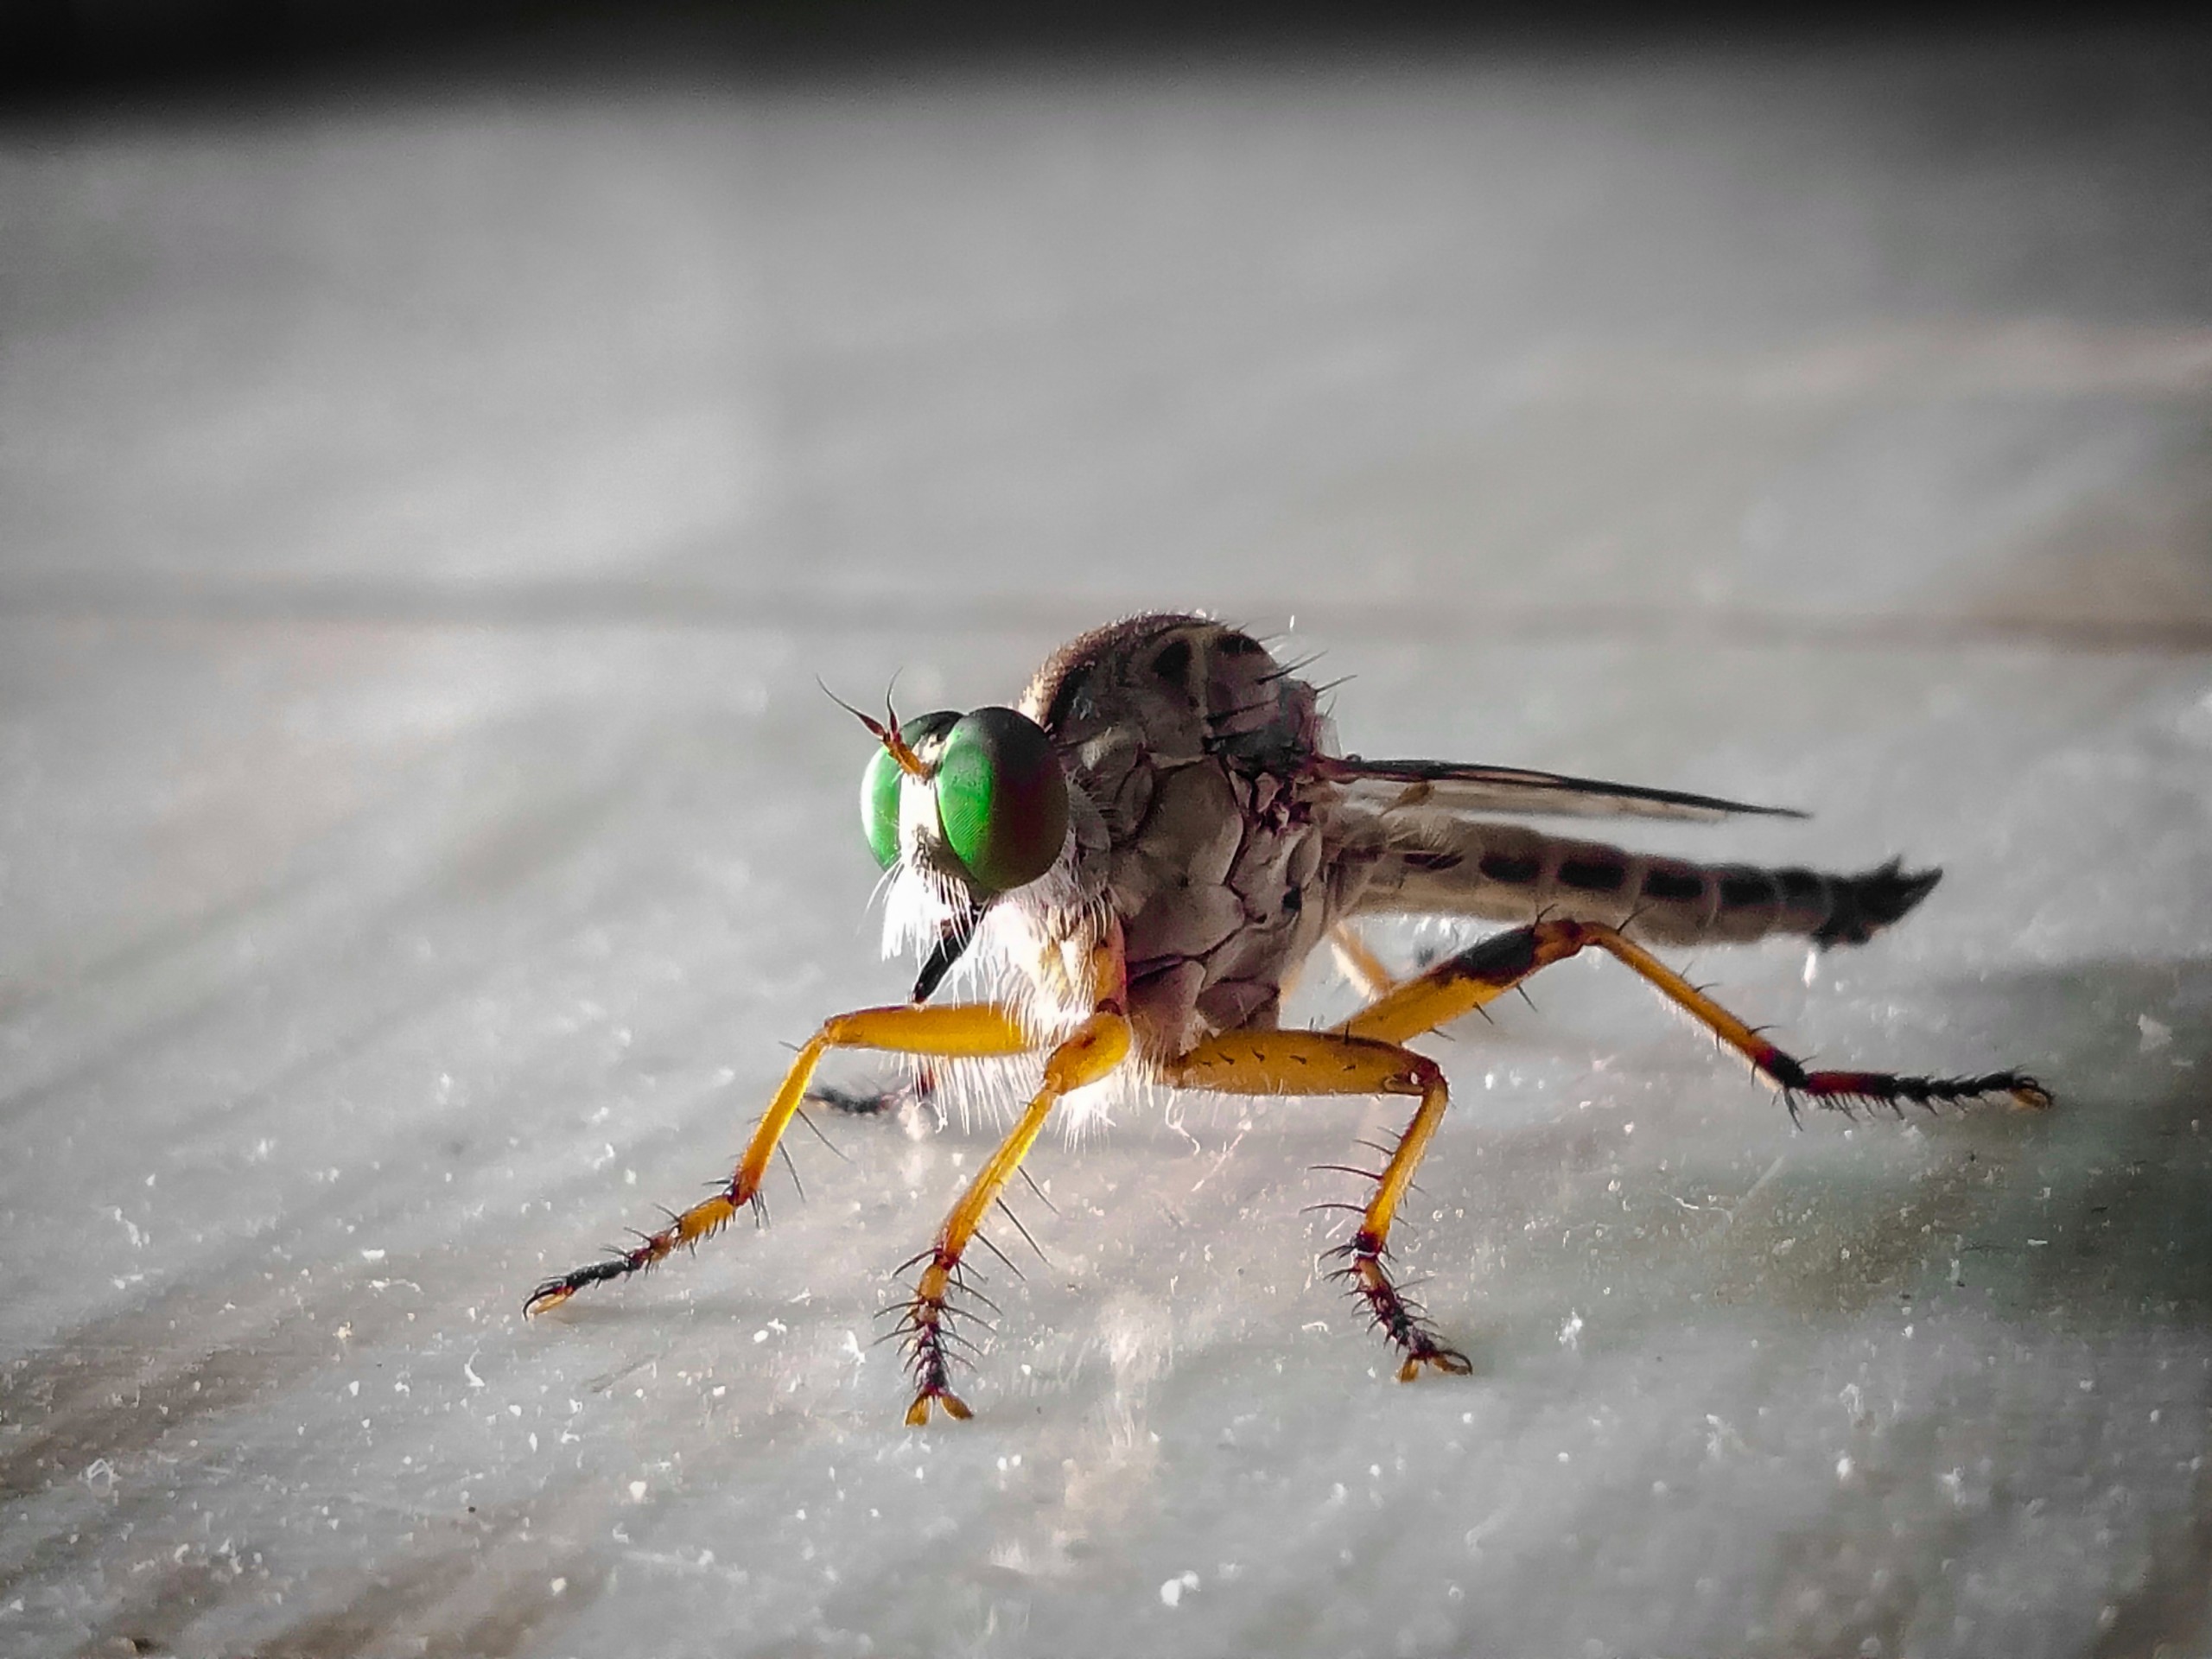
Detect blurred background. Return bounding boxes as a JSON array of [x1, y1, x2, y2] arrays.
[[6, 9, 2211, 639], [3, 10, 2209, 1659]]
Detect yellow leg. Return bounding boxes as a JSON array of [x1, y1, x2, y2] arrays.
[[1171, 919, 2047, 1382], [898, 1009, 1132, 1423], [525, 1002, 1031, 1316], [1343, 919, 2050, 1116], [1327, 922, 1398, 1001], [1163, 1029, 1466, 1379], [1327, 918, 2045, 1364]]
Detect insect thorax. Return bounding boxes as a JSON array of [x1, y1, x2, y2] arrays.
[[1020, 614, 1342, 1061]]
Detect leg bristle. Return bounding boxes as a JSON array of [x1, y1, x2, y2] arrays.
[[1323, 1233, 1471, 1379]]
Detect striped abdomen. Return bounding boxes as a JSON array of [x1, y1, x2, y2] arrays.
[[1344, 817, 1939, 949]]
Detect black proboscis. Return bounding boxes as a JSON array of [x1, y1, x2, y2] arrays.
[[912, 900, 984, 1002]]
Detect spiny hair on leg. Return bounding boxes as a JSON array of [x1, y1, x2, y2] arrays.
[[1772, 1060, 2052, 1122]]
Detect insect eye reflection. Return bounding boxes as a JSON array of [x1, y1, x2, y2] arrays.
[[857, 707, 1068, 895], [933, 707, 1070, 893]]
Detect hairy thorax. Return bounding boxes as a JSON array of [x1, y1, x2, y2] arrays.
[[1020, 615, 1341, 1064]]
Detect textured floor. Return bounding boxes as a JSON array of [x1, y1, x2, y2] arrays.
[[3, 29, 2210, 1659]]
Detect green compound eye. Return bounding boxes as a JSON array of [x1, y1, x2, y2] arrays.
[[932, 707, 1070, 894], [859, 710, 958, 869]]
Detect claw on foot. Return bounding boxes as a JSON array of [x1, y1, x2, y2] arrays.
[[1395, 1344, 1474, 1382], [522, 1282, 575, 1318], [895, 1277, 982, 1423], [904, 1387, 974, 1426], [523, 1251, 642, 1316], [1328, 1232, 1469, 1386]]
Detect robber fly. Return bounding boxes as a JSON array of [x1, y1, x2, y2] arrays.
[[527, 613, 2048, 1422]]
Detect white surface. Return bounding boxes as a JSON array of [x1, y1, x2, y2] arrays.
[[3, 33, 2210, 1659]]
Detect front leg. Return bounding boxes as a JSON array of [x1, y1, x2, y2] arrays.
[[524, 1003, 1030, 1315]]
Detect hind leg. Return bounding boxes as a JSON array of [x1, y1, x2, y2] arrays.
[[1173, 919, 2046, 1380], [1324, 918, 2047, 1361], [1344, 919, 2050, 1119]]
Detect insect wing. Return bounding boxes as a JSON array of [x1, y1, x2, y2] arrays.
[[1313, 756, 1804, 823]]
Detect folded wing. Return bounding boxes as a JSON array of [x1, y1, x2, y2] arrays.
[[1313, 756, 1804, 823]]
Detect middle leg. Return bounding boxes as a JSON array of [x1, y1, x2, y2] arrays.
[[1174, 918, 2046, 1382], [1162, 1029, 1466, 1380], [1321, 918, 2046, 1345], [1313, 918, 2045, 1363]]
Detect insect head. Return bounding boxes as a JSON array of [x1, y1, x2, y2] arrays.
[[859, 705, 1069, 896]]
